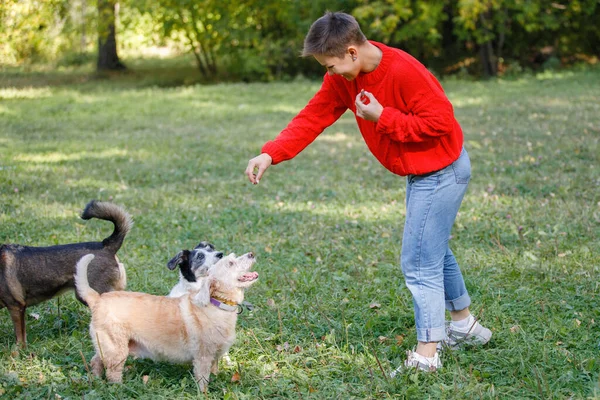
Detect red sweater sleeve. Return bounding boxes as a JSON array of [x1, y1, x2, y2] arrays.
[[261, 75, 348, 164], [375, 64, 455, 143]]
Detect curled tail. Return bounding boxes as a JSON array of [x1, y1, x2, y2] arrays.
[[81, 200, 133, 253], [75, 254, 100, 307]]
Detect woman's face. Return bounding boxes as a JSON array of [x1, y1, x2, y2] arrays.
[[313, 52, 360, 81]]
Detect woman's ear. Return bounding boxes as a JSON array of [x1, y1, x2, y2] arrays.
[[348, 46, 358, 60]]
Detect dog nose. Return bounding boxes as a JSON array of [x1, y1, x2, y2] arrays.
[[248, 252, 254, 259], [216, 252, 223, 259]]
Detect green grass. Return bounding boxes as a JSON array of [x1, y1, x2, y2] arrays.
[[0, 66, 599, 399]]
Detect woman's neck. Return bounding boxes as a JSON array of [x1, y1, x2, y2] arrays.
[[360, 41, 383, 74]]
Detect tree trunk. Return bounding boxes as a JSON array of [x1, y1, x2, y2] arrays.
[[81, 0, 87, 53], [440, 1, 463, 68], [478, 13, 497, 77], [188, 8, 217, 77], [479, 42, 497, 77], [97, 0, 125, 71]]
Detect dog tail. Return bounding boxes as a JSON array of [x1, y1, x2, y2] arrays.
[[81, 200, 133, 253], [75, 254, 101, 307]]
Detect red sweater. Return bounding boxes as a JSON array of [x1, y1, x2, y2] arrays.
[[261, 41, 463, 176]]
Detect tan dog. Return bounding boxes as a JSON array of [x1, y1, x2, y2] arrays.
[[75, 251, 258, 391]]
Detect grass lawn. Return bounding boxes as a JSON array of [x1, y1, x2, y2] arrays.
[[0, 66, 599, 399]]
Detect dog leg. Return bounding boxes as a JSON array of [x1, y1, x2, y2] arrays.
[[8, 306, 26, 346], [116, 261, 127, 291], [93, 330, 127, 383], [210, 358, 219, 375], [104, 353, 127, 384], [211, 346, 228, 375], [193, 354, 213, 392], [90, 354, 104, 378]]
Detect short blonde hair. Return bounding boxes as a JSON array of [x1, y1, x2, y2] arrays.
[[302, 12, 367, 58]]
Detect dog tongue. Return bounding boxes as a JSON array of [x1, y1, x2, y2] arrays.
[[239, 271, 259, 282]]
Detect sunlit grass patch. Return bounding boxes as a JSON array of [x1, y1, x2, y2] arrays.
[[0, 87, 53, 100], [13, 148, 130, 164]]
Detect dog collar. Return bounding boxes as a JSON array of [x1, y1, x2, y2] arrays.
[[210, 297, 239, 313]]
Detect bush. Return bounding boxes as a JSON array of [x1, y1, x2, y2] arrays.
[[219, 48, 272, 82], [57, 51, 95, 67], [542, 56, 561, 71]]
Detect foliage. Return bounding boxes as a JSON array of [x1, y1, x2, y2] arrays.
[[0, 66, 599, 398], [124, 0, 358, 80], [0, 0, 72, 64], [353, 0, 447, 61], [454, 0, 600, 75], [2, 0, 599, 78]]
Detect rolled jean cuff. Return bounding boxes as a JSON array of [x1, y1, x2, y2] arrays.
[[445, 292, 471, 312], [416, 326, 447, 343]]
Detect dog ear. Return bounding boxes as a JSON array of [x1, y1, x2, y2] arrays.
[[192, 278, 211, 307], [167, 250, 190, 270], [195, 242, 215, 251]]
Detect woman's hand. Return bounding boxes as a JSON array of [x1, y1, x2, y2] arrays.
[[355, 89, 383, 122], [245, 153, 272, 184]]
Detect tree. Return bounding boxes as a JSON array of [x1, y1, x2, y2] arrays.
[[455, 0, 600, 77], [97, 0, 125, 71], [128, 0, 231, 78]]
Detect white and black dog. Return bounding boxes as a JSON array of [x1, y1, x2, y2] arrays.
[[167, 242, 223, 298]]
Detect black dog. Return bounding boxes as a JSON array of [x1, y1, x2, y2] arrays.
[[0, 200, 132, 346]]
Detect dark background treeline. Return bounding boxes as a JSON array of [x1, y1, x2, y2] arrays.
[[1, 0, 598, 81]]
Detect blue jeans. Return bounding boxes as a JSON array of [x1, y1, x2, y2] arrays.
[[401, 148, 472, 343]]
